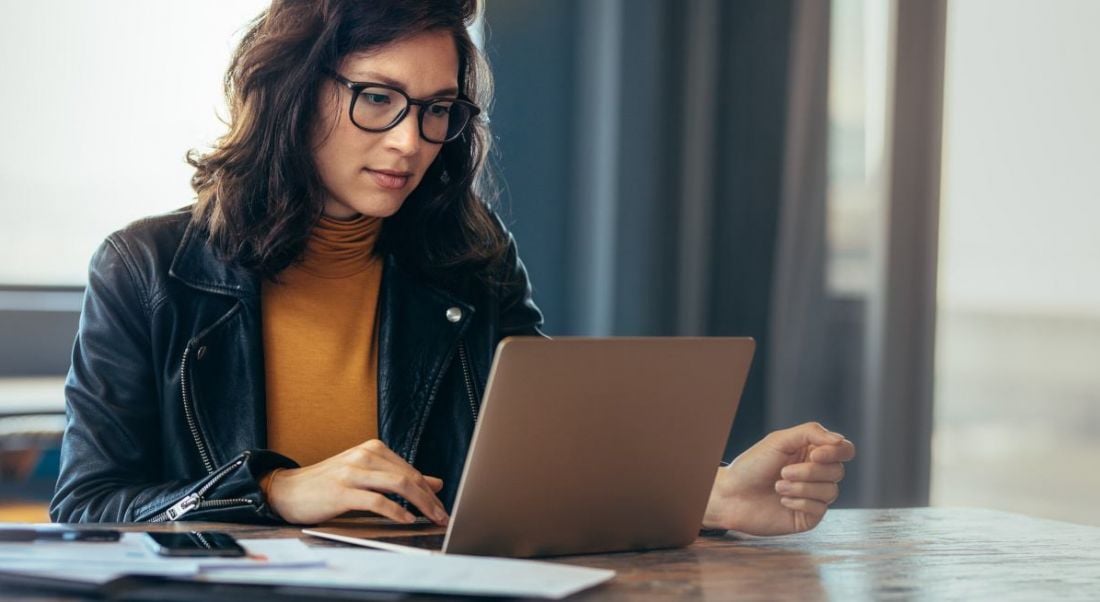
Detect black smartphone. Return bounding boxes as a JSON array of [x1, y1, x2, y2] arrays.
[[144, 531, 246, 557]]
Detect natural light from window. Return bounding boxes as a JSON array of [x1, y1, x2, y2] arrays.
[[933, 0, 1100, 526], [0, 1, 270, 285]]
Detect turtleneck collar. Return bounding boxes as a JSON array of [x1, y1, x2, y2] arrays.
[[295, 213, 383, 278]]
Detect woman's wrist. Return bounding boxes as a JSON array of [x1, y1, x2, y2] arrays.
[[260, 467, 286, 500], [701, 466, 746, 531]]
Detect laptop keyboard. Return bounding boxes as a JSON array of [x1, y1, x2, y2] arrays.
[[373, 533, 446, 551]]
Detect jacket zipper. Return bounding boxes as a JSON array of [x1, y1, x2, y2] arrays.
[[397, 342, 467, 510], [406, 335, 471, 467], [181, 342, 215, 474], [147, 455, 254, 522], [457, 341, 480, 422]]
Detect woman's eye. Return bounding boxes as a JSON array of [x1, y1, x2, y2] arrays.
[[427, 103, 452, 117], [363, 92, 391, 105]]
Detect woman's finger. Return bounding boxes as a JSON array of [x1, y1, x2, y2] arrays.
[[779, 496, 828, 518], [348, 441, 445, 506], [348, 468, 449, 525], [356, 440, 442, 487], [809, 440, 856, 463], [341, 489, 416, 524], [367, 460, 447, 517], [768, 422, 846, 454], [780, 461, 845, 483], [775, 480, 839, 504]]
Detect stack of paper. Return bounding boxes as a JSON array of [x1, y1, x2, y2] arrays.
[[0, 534, 322, 582], [0, 536, 615, 598]]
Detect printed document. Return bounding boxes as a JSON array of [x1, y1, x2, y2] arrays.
[[202, 547, 615, 599]]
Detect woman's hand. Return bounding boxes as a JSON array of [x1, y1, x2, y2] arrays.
[[262, 439, 449, 526], [702, 422, 855, 536]]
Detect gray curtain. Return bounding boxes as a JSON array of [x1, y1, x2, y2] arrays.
[[767, 0, 948, 507], [859, 0, 947, 507], [767, 0, 831, 438]]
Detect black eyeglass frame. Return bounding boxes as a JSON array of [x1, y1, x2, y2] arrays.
[[328, 72, 481, 144]]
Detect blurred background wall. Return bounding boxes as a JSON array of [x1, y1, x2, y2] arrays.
[[932, 0, 1100, 525], [0, 0, 1096, 525]]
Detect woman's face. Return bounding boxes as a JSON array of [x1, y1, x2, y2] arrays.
[[312, 29, 459, 220]]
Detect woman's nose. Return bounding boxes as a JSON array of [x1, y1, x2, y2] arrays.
[[382, 110, 422, 155]]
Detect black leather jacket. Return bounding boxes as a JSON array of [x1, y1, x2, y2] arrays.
[[50, 208, 544, 524]]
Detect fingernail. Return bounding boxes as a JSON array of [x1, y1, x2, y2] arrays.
[[829, 432, 845, 441], [780, 467, 793, 480], [403, 512, 416, 523], [775, 480, 791, 494], [438, 513, 450, 526]]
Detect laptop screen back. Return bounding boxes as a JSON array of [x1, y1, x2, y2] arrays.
[[443, 337, 755, 557]]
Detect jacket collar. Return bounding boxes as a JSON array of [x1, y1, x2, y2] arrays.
[[168, 219, 260, 298]]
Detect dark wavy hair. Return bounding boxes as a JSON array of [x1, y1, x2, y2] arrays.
[[187, 0, 506, 284]]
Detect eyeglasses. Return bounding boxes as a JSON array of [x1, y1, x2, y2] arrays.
[[328, 72, 481, 144]]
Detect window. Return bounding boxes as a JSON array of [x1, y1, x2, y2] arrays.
[[932, 0, 1100, 525], [825, 0, 891, 297], [0, 1, 269, 285]]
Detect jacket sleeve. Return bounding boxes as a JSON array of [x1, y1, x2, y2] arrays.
[[49, 237, 296, 524]]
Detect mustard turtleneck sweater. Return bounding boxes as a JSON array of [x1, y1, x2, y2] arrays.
[[261, 214, 383, 467]]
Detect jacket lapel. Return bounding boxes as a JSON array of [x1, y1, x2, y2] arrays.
[[377, 255, 474, 463], [168, 220, 266, 462], [168, 220, 260, 298]]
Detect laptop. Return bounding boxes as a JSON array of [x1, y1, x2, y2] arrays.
[[305, 337, 755, 558]]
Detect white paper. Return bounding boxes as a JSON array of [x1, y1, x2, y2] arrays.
[[0, 561, 198, 585], [0, 536, 323, 584], [301, 528, 437, 555], [201, 547, 615, 599], [0, 537, 613, 598], [197, 538, 324, 569]]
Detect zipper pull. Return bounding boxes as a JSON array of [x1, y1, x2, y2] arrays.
[[165, 493, 201, 521]]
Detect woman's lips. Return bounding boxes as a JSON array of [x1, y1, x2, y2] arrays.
[[365, 168, 411, 190]]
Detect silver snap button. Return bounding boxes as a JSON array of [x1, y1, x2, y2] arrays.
[[445, 307, 463, 323], [196, 346, 207, 360]]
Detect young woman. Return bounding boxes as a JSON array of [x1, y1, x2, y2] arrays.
[[50, 0, 854, 536]]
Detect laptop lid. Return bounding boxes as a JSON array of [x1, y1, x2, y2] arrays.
[[442, 336, 754, 557]]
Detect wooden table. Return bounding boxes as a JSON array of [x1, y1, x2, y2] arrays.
[[7, 508, 1100, 599]]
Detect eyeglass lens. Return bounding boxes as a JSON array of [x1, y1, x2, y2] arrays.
[[352, 86, 472, 142]]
